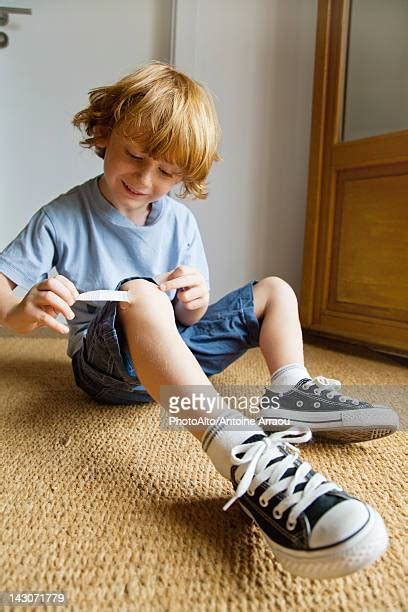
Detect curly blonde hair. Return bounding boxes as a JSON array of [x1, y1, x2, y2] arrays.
[[72, 61, 222, 199]]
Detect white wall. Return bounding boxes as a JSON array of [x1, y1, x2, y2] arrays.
[[173, 0, 317, 300]]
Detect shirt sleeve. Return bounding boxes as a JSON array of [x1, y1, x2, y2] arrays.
[[0, 208, 58, 289], [180, 213, 210, 292]]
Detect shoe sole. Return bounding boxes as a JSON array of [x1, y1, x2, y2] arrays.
[[241, 504, 388, 579], [256, 407, 399, 443]]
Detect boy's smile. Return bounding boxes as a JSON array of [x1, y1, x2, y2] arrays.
[[97, 128, 183, 225], [122, 181, 147, 197]]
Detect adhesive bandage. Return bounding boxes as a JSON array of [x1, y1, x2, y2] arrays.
[[75, 272, 174, 302], [75, 290, 131, 302]]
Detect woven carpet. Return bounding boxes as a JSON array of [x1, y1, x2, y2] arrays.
[[1, 336, 407, 611]]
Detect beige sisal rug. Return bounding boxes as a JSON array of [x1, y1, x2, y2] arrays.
[[1, 337, 407, 611]]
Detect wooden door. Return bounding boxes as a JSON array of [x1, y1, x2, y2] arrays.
[[300, 0, 408, 356]]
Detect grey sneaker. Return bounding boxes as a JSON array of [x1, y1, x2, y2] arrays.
[[256, 376, 400, 442]]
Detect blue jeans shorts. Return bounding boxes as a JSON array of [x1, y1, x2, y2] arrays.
[[72, 276, 260, 404]]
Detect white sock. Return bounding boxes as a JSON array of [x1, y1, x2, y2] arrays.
[[202, 409, 265, 480], [269, 363, 311, 391]]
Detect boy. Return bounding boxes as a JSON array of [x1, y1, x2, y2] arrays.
[[0, 62, 399, 579]]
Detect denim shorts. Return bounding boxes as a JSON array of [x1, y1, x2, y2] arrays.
[[71, 276, 260, 404]]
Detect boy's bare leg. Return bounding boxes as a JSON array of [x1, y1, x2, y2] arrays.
[[118, 279, 223, 442], [252, 277, 304, 374], [118, 277, 306, 441]]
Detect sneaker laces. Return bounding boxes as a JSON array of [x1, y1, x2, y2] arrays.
[[223, 427, 341, 529], [302, 375, 360, 405]]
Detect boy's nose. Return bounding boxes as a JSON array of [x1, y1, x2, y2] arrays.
[[135, 168, 152, 188]]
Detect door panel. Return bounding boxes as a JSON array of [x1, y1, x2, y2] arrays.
[[342, 0, 408, 141], [330, 166, 408, 319]]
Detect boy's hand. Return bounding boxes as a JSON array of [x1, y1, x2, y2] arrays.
[[159, 265, 209, 311], [4, 275, 79, 335]]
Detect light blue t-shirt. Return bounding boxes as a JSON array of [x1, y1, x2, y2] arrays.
[[0, 175, 210, 358]]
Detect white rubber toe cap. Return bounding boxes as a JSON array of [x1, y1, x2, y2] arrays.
[[373, 405, 400, 425], [309, 499, 370, 549]]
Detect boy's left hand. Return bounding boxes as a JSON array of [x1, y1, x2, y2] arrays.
[[159, 265, 209, 310]]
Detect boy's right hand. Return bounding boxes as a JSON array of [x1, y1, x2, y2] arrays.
[[4, 275, 79, 335]]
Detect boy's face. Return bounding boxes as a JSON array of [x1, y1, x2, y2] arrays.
[[97, 127, 183, 214]]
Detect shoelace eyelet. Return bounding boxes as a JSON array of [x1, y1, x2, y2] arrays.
[[286, 520, 297, 531], [247, 489, 255, 497], [272, 508, 282, 519], [340, 397, 347, 403], [224, 427, 333, 516], [327, 392, 334, 399], [313, 389, 321, 396], [352, 400, 360, 406]]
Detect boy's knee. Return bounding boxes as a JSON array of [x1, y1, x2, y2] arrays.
[[118, 278, 173, 314], [262, 276, 298, 304], [120, 277, 157, 295]]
